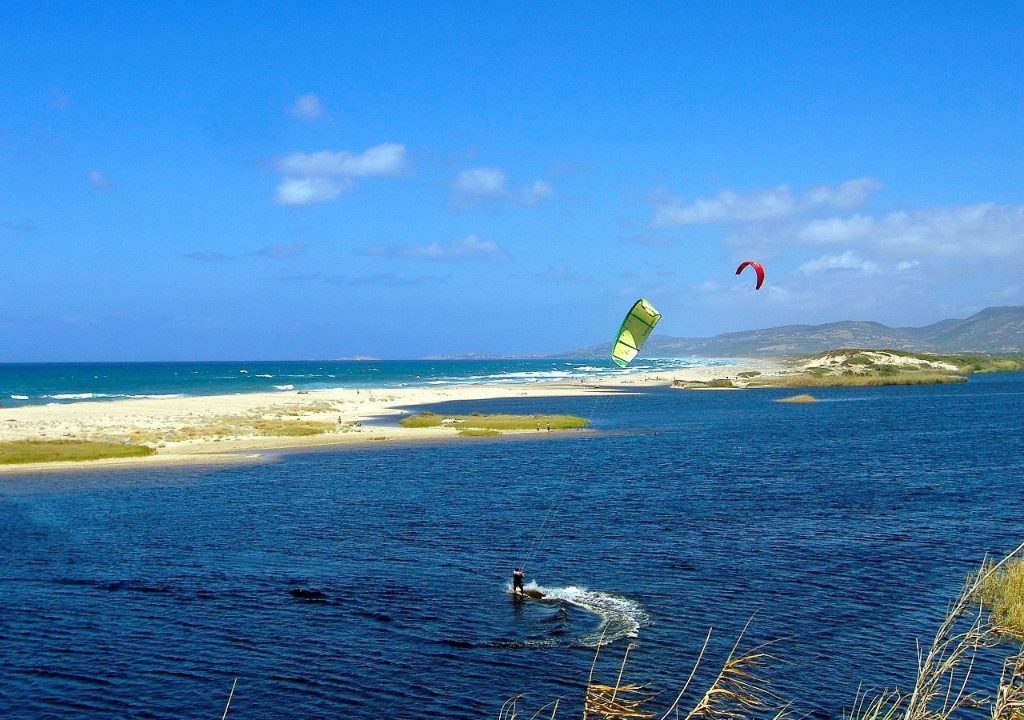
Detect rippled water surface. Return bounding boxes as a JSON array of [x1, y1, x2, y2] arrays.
[[3, 375, 1024, 719]]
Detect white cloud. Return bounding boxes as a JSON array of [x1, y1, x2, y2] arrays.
[[273, 143, 406, 207], [521, 180, 553, 204], [798, 215, 873, 244], [88, 170, 111, 190], [866, 203, 1024, 258], [275, 177, 349, 206], [362, 233, 506, 262], [275, 144, 405, 177], [452, 167, 553, 207], [804, 177, 882, 210], [654, 177, 881, 226], [795, 203, 1024, 259], [799, 250, 880, 275], [655, 186, 798, 225], [289, 94, 324, 122], [455, 168, 506, 196]]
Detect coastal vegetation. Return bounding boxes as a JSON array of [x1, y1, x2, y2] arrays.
[[0, 439, 154, 465], [977, 558, 1024, 640], [399, 412, 588, 433], [785, 349, 1024, 380], [505, 542, 1024, 720], [458, 428, 501, 437], [673, 350, 1024, 390], [679, 378, 738, 390], [129, 416, 338, 444], [764, 371, 968, 387]]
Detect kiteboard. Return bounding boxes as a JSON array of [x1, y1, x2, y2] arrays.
[[510, 588, 546, 600]]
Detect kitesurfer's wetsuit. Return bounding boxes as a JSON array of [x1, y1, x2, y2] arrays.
[[513, 568, 525, 594]]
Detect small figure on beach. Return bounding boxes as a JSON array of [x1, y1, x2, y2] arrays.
[[546, 422, 551, 432], [512, 566, 525, 595]]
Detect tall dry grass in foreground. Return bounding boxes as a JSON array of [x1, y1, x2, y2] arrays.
[[501, 541, 1024, 720]]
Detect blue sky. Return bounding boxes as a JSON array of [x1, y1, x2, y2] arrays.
[[2, 2, 1023, 361]]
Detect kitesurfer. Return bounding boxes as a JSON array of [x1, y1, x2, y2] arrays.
[[512, 566, 525, 595]]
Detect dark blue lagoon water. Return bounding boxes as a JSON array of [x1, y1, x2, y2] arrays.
[[3, 374, 1024, 719]]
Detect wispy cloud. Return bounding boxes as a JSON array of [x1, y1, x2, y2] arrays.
[[1, 220, 37, 233], [798, 250, 880, 275], [805, 178, 882, 210], [88, 170, 112, 190], [452, 167, 553, 207], [289, 93, 324, 122], [653, 177, 881, 226], [797, 203, 1024, 259], [275, 177, 350, 206], [254, 242, 304, 258], [455, 168, 505, 196], [276, 145, 405, 177], [797, 215, 874, 244], [273, 143, 406, 207], [361, 233, 506, 261]]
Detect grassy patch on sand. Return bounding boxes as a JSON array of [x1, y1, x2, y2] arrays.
[[276, 402, 338, 416], [251, 419, 336, 436], [679, 378, 738, 389], [0, 440, 155, 465], [767, 371, 967, 387], [132, 416, 338, 444], [957, 356, 1024, 373], [457, 428, 501, 437], [400, 412, 588, 433]]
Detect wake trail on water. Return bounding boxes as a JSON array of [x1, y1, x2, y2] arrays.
[[510, 581, 650, 648]]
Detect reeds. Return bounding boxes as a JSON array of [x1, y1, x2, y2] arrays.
[[583, 643, 654, 720], [511, 620, 786, 720], [991, 650, 1024, 720]]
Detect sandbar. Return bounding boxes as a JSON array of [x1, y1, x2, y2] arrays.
[[0, 359, 785, 473]]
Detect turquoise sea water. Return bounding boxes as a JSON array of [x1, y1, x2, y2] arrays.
[[0, 358, 729, 407], [2, 371, 1024, 719]]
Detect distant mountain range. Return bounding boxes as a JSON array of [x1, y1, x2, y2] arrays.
[[566, 306, 1024, 358]]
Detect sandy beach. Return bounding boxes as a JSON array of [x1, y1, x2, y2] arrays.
[[0, 359, 784, 472]]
